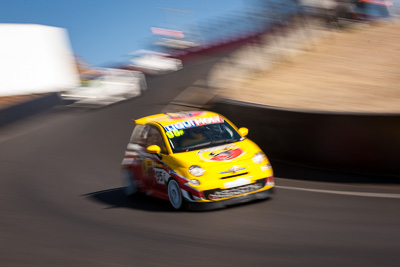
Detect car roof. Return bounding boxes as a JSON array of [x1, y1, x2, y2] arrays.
[[134, 110, 224, 127]]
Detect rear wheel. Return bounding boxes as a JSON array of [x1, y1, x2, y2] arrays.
[[168, 179, 183, 210], [122, 169, 137, 196]]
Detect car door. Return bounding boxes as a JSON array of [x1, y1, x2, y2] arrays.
[[142, 125, 170, 198]]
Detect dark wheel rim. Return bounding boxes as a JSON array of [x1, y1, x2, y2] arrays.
[[168, 180, 182, 209]]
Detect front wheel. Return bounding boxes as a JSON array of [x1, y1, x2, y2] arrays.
[[122, 169, 137, 196], [168, 179, 183, 210]]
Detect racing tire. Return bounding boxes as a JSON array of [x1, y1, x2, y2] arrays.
[[122, 169, 137, 197], [168, 179, 183, 210]]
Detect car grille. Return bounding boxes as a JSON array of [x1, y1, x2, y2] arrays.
[[204, 178, 266, 200]]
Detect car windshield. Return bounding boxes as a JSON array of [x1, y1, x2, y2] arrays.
[[165, 121, 242, 153]]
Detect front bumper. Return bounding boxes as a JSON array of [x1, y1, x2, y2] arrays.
[[184, 187, 275, 211]]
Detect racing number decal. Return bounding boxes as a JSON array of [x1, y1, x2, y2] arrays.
[[198, 145, 245, 162], [166, 129, 184, 139], [154, 168, 169, 185]]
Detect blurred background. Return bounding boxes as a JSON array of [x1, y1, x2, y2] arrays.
[[1, 1, 400, 266], [1, 0, 398, 109]]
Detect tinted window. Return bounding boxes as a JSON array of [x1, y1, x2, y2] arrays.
[[145, 126, 167, 153], [130, 125, 167, 153], [129, 124, 147, 146], [165, 121, 242, 153]]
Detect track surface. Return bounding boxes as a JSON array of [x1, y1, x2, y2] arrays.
[[1, 56, 399, 267]]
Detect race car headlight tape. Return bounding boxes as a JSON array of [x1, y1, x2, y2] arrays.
[[189, 179, 201, 186], [252, 152, 266, 164], [189, 165, 205, 177]]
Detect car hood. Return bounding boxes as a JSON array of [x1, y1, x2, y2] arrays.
[[170, 139, 262, 168]]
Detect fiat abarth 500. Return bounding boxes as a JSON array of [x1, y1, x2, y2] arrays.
[[121, 110, 274, 210]]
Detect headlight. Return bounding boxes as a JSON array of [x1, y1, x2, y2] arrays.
[[189, 165, 205, 177], [189, 179, 201, 186], [261, 164, 272, 171], [252, 152, 266, 164]]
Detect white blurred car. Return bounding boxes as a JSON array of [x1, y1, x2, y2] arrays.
[[61, 68, 146, 107], [130, 51, 182, 75]]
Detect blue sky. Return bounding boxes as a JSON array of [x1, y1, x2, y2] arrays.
[[1, 0, 247, 67]]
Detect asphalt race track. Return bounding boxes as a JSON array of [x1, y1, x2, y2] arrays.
[[1, 57, 399, 267]]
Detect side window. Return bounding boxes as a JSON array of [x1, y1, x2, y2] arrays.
[[129, 124, 148, 147], [145, 126, 167, 154]]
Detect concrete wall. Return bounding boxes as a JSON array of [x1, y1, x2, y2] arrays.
[[0, 93, 61, 127], [209, 99, 400, 178]]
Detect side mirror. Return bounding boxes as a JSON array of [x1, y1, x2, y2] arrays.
[[238, 127, 249, 137], [147, 145, 161, 154]]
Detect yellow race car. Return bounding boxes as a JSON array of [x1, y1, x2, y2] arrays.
[[121, 111, 274, 210]]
